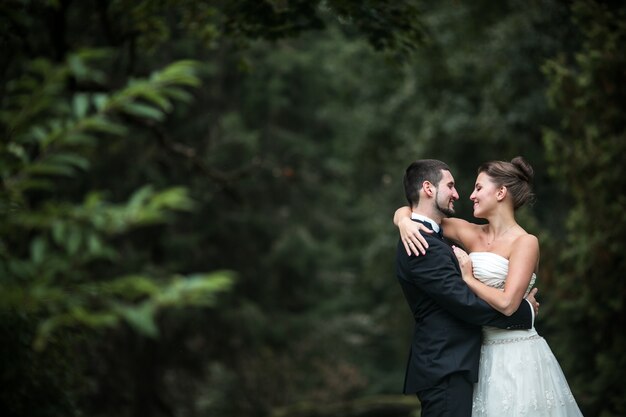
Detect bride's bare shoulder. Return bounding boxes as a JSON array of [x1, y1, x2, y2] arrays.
[[513, 233, 539, 248]]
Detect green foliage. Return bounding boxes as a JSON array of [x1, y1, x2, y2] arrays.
[[1, 51, 231, 340], [0, 50, 233, 415], [541, 1, 626, 416], [325, 0, 427, 57], [0, 2, 432, 415], [2, 1, 623, 416]]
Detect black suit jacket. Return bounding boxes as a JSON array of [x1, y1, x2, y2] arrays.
[[396, 219, 533, 393]]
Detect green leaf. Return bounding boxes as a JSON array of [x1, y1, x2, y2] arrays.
[[150, 187, 194, 211], [67, 54, 89, 81], [140, 89, 173, 111], [121, 102, 165, 121], [51, 221, 66, 245], [30, 237, 47, 264], [47, 153, 90, 171], [30, 126, 50, 144], [100, 275, 160, 298], [128, 185, 155, 209], [72, 94, 90, 118], [154, 272, 234, 308], [93, 93, 109, 111], [152, 60, 201, 87], [86, 233, 103, 255], [162, 87, 193, 103], [13, 178, 56, 192], [66, 226, 82, 255], [79, 115, 127, 135], [63, 132, 97, 146], [115, 303, 159, 338], [6, 143, 28, 162], [25, 161, 76, 177]]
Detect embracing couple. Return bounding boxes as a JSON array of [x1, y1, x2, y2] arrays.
[[395, 158, 583, 417]]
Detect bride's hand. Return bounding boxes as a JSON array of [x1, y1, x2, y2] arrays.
[[398, 217, 431, 256], [452, 246, 473, 281]]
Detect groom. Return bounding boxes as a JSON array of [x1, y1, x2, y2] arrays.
[[396, 159, 538, 417]]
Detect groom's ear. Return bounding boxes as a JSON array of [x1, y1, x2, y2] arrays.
[[422, 180, 435, 197]]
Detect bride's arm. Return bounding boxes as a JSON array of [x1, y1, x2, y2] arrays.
[[441, 217, 477, 247], [453, 236, 539, 316], [394, 206, 430, 256], [393, 206, 412, 226], [394, 206, 476, 255]]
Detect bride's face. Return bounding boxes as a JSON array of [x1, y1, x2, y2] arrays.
[[470, 172, 500, 218]]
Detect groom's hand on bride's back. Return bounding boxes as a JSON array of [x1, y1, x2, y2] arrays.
[[525, 288, 540, 316]]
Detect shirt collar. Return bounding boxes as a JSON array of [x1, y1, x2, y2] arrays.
[[411, 212, 441, 233]]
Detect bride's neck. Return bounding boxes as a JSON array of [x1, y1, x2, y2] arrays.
[[486, 214, 517, 235]]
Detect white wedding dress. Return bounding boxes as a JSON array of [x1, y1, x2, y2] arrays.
[[469, 252, 583, 417]]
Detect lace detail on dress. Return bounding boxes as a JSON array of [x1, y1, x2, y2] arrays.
[[468, 252, 583, 417], [472, 335, 581, 416]]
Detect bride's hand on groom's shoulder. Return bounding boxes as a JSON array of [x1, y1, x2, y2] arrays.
[[399, 217, 430, 257]]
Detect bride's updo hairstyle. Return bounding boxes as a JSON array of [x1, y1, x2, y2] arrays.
[[477, 156, 535, 210]]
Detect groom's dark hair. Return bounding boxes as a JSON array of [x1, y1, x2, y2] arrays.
[[404, 159, 451, 207]]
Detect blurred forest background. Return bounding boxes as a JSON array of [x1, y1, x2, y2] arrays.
[[1, 1, 624, 416]]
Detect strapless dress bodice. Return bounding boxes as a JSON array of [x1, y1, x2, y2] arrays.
[[469, 252, 538, 343], [469, 252, 536, 295]]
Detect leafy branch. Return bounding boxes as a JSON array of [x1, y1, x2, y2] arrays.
[[0, 50, 234, 350]]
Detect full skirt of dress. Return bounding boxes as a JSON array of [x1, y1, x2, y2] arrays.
[[472, 327, 583, 417]]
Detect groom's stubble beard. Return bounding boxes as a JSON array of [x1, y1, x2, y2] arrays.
[[435, 189, 455, 218]]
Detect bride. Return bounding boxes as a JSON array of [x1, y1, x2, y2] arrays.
[[395, 157, 583, 416]]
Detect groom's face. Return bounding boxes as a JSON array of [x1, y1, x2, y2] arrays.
[[435, 169, 459, 217]]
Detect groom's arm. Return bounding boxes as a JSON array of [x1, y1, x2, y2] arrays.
[[493, 297, 534, 329], [402, 241, 534, 329]]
